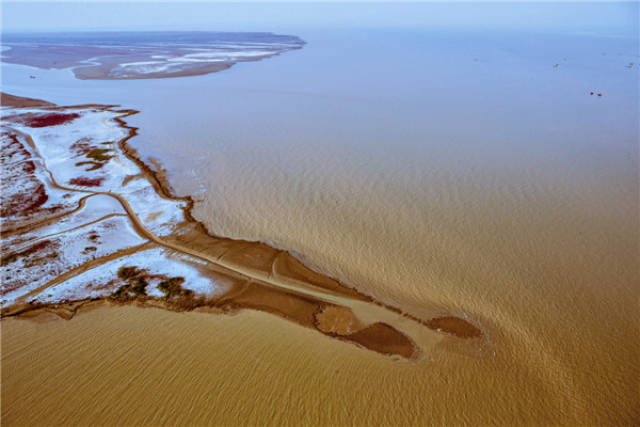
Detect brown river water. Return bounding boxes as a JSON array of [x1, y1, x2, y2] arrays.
[[2, 3, 638, 424]]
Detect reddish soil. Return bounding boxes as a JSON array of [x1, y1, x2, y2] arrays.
[[1, 131, 50, 217], [1, 240, 57, 295], [20, 160, 36, 175], [69, 177, 105, 187], [0, 130, 68, 220], [2, 134, 31, 160]]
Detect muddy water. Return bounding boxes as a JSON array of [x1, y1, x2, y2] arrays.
[[2, 3, 639, 424], [0, 305, 595, 425]]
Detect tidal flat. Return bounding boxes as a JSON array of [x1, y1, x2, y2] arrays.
[[1, 4, 639, 424]]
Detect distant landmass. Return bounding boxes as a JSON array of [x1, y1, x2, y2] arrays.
[[1, 31, 305, 80]]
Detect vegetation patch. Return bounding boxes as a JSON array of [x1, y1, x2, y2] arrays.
[[75, 160, 104, 171], [1, 240, 54, 267], [110, 266, 150, 301], [109, 266, 202, 310], [158, 277, 189, 298], [86, 148, 113, 162], [71, 144, 114, 171], [21, 112, 80, 128], [69, 177, 105, 187], [2, 182, 49, 217], [118, 266, 142, 280]]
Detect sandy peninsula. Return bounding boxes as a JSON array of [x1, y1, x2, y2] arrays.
[[0, 92, 482, 359]]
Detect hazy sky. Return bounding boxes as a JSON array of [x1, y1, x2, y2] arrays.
[[1, 1, 636, 33]]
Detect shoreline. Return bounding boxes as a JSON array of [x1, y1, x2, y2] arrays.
[[1, 32, 305, 80], [1, 92, 483, 361]]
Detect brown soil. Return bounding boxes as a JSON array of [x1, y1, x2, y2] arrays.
[[68, 177, 105, 187], [425, 316, 483, 338], [0, 92, 55, 108], [342, 322, 418, 359]]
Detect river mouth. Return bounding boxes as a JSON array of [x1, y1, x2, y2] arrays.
[[1, 8, 638, 423]]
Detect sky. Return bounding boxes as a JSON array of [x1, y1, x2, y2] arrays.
[[1, 1, 637, 33]]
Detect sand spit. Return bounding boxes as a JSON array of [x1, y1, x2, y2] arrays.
[[1, 93, 482, 361], [1, 32, 305, 80], [0, 92, 55, 108]]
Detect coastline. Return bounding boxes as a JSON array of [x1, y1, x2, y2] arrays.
[[2, 89, 638, 424], [1, 15, 638, 424], [1, 32, 305, 80], [0, 92, 483, 362]]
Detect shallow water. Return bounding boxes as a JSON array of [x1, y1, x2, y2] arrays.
[[2, 2, 639, 424]]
